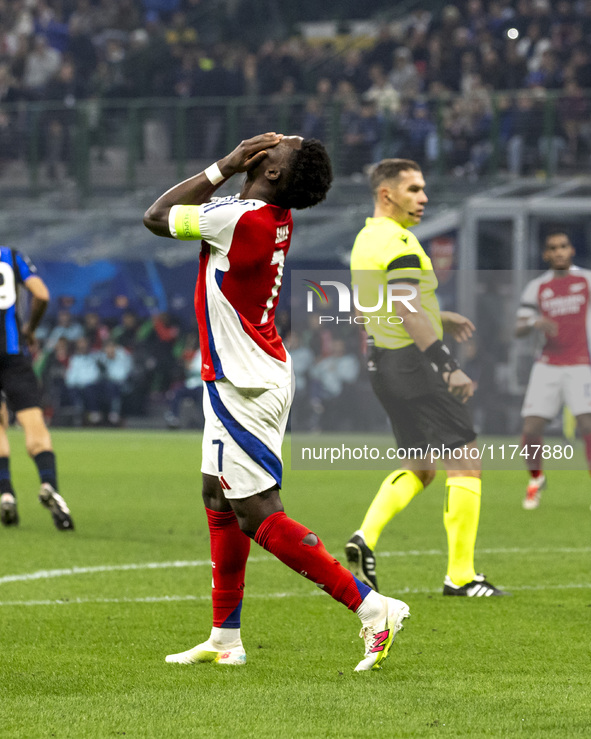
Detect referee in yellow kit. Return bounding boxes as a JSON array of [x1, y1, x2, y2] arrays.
[[345, 158, 506, 597]]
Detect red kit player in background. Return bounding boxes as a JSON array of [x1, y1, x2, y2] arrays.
[[144, 133, 410, 671], [516, 231, 591, 509]]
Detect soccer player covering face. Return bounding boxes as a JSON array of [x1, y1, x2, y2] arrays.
[[344, 159, 507, 597], [143, 133, 410, 671], [516, 232, 591, 509], [0, 248, 74, 531]]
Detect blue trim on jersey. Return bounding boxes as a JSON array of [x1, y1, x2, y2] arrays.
[[234, 309, 245, 330], [204, 293, 224, 379], [15, 252, 33, 281], [202, 196, 244, 214], [215, 269, 224, 289], [2, 249, 20, 353], [206, 381, 283, 488], [5, 304, 19, 353]]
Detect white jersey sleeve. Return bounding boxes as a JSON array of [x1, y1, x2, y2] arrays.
[[517, 274, 545, 319]]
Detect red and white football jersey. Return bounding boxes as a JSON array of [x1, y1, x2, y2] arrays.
[[169, 196, 292, 388], [518, 266, 591, 365]]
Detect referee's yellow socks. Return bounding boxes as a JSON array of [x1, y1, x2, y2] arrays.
[[444, 476, 481, 586], [360, 470, 424, 551]]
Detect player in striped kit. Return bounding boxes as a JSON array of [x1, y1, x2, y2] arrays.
[[0, 247, 74, 530], [143, 132, 410, 671], [516, 231, 591, 509]]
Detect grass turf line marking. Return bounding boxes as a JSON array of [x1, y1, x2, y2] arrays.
[[1, 582, 591, 608], [0, 557, 268, 585], [2, 547, 591, 587]]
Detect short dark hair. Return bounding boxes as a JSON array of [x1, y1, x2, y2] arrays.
[[274, 139, 333, 210], [369, 158, 421, 197], [543, 231, 571, 249]]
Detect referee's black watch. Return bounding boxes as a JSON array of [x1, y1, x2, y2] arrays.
[[424, 339, 460, 377]]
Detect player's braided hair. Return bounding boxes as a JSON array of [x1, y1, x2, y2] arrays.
[[369, 158, 421, 197], [274, 139, 333, 210]]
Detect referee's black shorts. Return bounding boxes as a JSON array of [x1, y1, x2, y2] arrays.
[[0, 354, 43, 413], [369, 343, 476, 452]]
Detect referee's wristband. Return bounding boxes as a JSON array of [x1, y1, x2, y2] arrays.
[[204, 162, 225, 186], [424, 339, 459, 376]]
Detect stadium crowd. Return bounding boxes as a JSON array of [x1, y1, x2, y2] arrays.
[[1, 0, 591, 175]]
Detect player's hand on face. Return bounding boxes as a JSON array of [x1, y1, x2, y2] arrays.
[[219, 133, 284, 177], [445, 368, 474, 403]]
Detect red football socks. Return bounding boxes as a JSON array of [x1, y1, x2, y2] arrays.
[[254, 511, 366, 611], [206, 508, 251, 628]]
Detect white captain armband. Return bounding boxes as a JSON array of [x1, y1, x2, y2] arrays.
[[204, 162, 225, 186], [168, 204, 180, 237]]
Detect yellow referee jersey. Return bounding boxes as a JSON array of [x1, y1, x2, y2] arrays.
[[350, 216, 442, 349]]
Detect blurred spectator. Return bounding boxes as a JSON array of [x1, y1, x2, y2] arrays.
[[22, 35, 61, 97], [164, 339, 203, 429], [43, 60, 86, 179], [308, 338, 360, 431], [400, 100, 437, 166], [34, 3, 70, 53], [525, 49, 562, 89], [301, 97, 326, 141], [0, 63, 21, 105], [67, 15, 97, 80], [500, 38, 529, 89], [388, 47, 421, 97], [362, 64, 400, 115], [64, 336, 102, 424], [97, 339, 133, 425], [558, 79, 591, 166], [111, 310, 141, 350], [286, 331, 314, 431], [336, 48, 370, 92], [340, 99, 381, 175], [83, 311, 110, 350], [165, 10, 198, 48], [45, 309, 84, 353], [506, 92, 545, 175], [140, 312, 181, 393], [41, 336, 71, 423]]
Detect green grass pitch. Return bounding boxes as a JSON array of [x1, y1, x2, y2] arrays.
[[1, 429, 590, 738]]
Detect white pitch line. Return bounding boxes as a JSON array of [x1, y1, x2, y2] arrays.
[[0, 582, 590, 608], [1, 546, 590, 587], [0, 557, 269, 585], [379, 546, 591, 558]]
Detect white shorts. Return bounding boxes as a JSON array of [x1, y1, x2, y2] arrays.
[[201, 379, 292, 499], [521, 362, 591, 419]]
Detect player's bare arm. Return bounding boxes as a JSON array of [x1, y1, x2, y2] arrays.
[[515, 315, 559, 338], [440, 311, 475, 343], [395, 282, 474, 403], [143, 132, 283, 237], [22, 275, 50, 347]]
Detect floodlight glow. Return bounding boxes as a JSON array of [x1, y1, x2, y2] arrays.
[[507, 28, 519, 39]]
